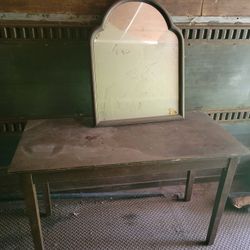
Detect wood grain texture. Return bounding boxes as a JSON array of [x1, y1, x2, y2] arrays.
[[206, 157, 239, 245], [33, 159, 229, 184], [203, 0, 250, 16], [42, 182, 52, 216], [0, 0, 203, 16], [0, 0, 117, 15], [184, 170, 194, 201], [159, 0, 203, 16], [21, 174, 44, 250], [9, 112, 249, 174], [1, 0, 250, 19]]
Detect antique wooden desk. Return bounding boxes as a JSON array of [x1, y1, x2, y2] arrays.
[[9, 112, 249, 250]]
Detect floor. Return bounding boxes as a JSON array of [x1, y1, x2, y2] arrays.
[[0, 182, 250, 250]]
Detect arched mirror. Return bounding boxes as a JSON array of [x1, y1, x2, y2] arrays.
[[91, 0, 184, 126]]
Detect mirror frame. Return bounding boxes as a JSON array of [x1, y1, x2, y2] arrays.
[[91, 0, 185, 126]]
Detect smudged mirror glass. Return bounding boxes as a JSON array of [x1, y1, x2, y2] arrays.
[[91, 0, 184, 126]]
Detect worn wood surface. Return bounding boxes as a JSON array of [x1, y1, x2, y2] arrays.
[[21, 157, 240, 249], [0, 0, 116, 15], [157, 0, 203, 16], [206, 157, 239, 245], [21, 174, 44, 250], [13, 111, 248, 249], [33, 158, 228, 187], [203, 0, 250, 17], [1, 0, 250, 17], [9, 112, 249, 174], [0, 0, 203, 16], [42, 182, 52, 216], [184, 170, 195, 201]]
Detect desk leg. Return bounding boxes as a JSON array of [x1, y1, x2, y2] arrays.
[[21, 174, 44, 250], [43, 182, 52, 216], [205, 157, 239, 245], [184, 170, 195, 201]]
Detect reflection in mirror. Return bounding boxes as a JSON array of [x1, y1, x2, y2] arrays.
[[91, 1, 184, 126]]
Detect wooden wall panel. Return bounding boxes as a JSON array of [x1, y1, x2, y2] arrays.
[[1, 0, 250, 17], [0, 0, 117, 15], [158, 0, 203, 16], [203, 0, 250, 16], [0, 0, 203, 16]]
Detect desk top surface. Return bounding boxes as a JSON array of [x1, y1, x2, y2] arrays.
[[9, 112, 249, 174]]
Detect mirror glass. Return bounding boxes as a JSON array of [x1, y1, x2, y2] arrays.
[[91, 1, 183, 126]]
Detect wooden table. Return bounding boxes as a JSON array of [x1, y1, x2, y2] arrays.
[[9, 112, 249, 250]]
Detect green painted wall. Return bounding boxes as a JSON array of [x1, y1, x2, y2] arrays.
[[0, 40, 250, 168], [1, 41, 250, 119], [186, 44, 250, 111], [0, 41, 93, 119]]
